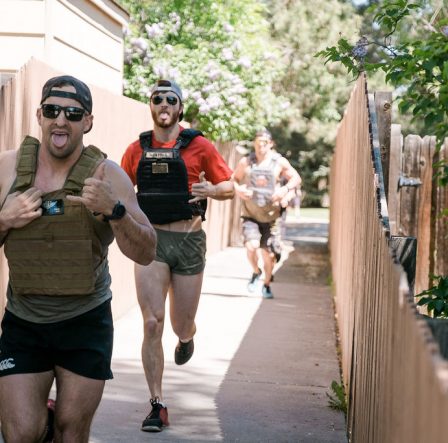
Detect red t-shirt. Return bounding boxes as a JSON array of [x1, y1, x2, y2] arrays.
[[121, 127, 233, 191]]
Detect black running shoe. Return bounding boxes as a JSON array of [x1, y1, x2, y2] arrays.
[[141, 397, 169, 432], [174, 339, 194, 365]]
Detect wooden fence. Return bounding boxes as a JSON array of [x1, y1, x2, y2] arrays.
[[330, 74, 448, 442], [0, 58, 242, 320], [387, 127, 448, 294]]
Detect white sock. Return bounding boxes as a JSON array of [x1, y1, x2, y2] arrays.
[[180, 337, 193, 343]]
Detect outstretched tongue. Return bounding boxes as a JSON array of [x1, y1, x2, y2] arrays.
[[52, 133, 68, 148]]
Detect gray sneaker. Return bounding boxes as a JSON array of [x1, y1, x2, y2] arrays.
[[247, 269, 262, 292], [262, 284, 274, 299]]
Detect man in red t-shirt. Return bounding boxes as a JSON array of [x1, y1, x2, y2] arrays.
[[121, 79, 234, 433]]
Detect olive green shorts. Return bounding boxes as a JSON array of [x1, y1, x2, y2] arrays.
[[155, 229, 207, 275]]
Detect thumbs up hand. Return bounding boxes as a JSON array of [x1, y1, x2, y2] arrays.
[[189, 171, 217, 203], [66, 161, 117, 215]]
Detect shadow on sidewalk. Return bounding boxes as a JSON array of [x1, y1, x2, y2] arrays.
[[215, 220, 347, 442], [90, 218, 347, 442]]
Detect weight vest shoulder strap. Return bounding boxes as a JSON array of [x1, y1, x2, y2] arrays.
[[139, 130, 153, 151], [14, 136, 40, 193], [175, 129, 203, 149], [248, 151, 282, 167], [248, 152, 256, 166], [139, 129, 203, 152], [271, 152, 282, 161], [13, 136, 106, 195], [64, 146, 107, 195]]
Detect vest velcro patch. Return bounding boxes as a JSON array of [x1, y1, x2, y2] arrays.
[[145, 151, 174, 159], [152, 163, 169, 174], [41, 199, 64, 216]]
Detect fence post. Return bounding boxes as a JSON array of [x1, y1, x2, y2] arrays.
[[388, 124, 402, 235], [433, 140, 448, 277], [400, 135, 421, 238], [415, 136, 436, 295], [374, 92, 393, 200]]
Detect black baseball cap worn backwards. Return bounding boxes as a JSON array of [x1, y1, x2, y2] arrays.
[[255, 128, 272, 140], [40, 75, 93, 113], [150, 79, 184, 121], [150, 79, 183, 102]]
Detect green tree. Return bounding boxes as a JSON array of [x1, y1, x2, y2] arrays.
[[263, 0, 362, 206], [318, 0, 448, 307], [119, 0, 289, 141], [318, 1, 448, 155], [118, 0, 373, 206]]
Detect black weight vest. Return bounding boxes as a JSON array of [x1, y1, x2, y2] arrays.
[[136, 129, 207, 224]]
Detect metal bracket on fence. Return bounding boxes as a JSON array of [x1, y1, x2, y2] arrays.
[[397, 175, 422, 189]]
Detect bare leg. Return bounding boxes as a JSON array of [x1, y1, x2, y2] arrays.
[[261, 248, 275, 286], [245, 240, 261, 273], [51, 366, 104, 443], [135, 260, 171, 401], [0, 371, 54, 443], [170, 272, 204, 341]]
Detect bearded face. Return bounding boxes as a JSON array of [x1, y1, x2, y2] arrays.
[[254, 136, 273, 155], [150, 93, 183, 129]]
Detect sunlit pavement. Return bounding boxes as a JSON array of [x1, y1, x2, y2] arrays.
[[89, 211, 347, 442]]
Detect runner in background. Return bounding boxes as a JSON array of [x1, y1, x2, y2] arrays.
[[232, 129, 301, 298]]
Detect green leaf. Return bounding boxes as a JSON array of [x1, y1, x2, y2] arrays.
[[326, 380, 347, 413]]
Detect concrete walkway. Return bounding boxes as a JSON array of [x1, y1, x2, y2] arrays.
[[89, 214, 347, 442]]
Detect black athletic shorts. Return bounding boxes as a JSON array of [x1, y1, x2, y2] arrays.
[[242, 217, 273, 249], [0, 299, 113, 380]]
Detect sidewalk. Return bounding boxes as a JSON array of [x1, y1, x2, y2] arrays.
[[90, 214, 347, 442]]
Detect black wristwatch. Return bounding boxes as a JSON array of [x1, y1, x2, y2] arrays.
[[103, 201, 126, 222]]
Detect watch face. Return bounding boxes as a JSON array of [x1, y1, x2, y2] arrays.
[[114, 203, 126, 218], [104, 202, 126, 221]]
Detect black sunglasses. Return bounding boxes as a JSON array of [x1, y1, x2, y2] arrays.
[[151, 95, 179, 106], [41, 104, 86, 122]]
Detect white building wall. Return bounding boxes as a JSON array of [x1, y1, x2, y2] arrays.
[[0, 1, 46, 73], [0, 0, 129, 94]]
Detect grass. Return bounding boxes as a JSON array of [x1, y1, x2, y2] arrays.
[[286, 207, 329, 222], [327, 380, 347, 414]]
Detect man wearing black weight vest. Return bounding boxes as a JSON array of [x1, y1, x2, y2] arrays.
[[121, 79, 234, 432]]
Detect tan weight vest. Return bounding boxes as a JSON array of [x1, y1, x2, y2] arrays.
[[241, 152, 282, 223], [4, 136, 113, 296]]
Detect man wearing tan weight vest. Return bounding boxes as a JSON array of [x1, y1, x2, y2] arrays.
[[232, 129, 301, 299], [0, 75, 156, 442]]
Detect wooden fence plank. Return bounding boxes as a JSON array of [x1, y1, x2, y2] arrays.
[[388, 124, 402, 235], [433, 140, 448, 277], [375, 91, 393, 200], [400, 135, 422, 237], [415, 136, 436, 295]]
